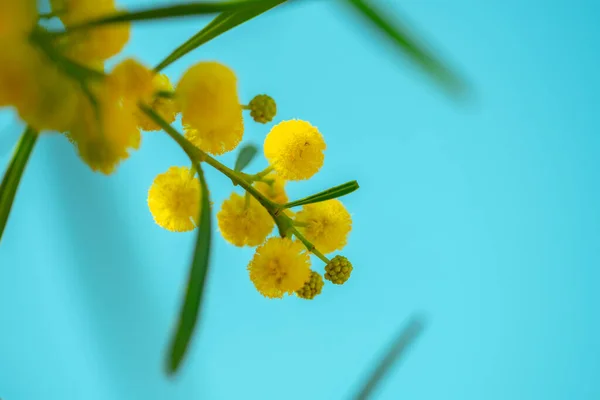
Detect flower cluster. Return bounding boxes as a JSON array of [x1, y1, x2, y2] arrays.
[[1, 1, 180, 174], [147, 61, 355, 300], [0, 0, 455, 377], [0, 2, 356, 303]]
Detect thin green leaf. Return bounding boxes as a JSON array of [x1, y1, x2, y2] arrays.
[[344, 0, 466, 96], [154, 11, 234, 72], [166, 163, 212, 375], [139, 105, 212, 375], [353, 316, 426, 400], [155, 0, 287, 72], [284, 180, 359, 208], [61, 1, 265, 32], [234, 144, 258, 172], [0, 127, 38, 245]]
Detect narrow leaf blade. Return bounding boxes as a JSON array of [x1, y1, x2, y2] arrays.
[[62, 1, 256, 31], [353, 316, 426, 400], [285, 180, 359, 208], [166, 163, 212, 374], [0, 127, 37, 245], [155, 11, 235, 72], [344, 0, 466, 96], [155, 0, 286, 72], [138, 104, 213, 375], [30, 28, 106, 81], [234, 144, 258, 172]]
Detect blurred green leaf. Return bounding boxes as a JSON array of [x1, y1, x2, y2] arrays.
[[139, 104, 213, 375], [62, 0, 279, 33], [234, 144, 258, 172], [0, 127, 38, 245], [31, 28, 105, 81], [284, 180, 359, 208], [344, 0, 466, 96], [155, 0, 286, 71], [353, 316, 426, 400]]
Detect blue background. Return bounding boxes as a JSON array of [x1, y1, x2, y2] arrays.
[[1, 0, 599, 399]]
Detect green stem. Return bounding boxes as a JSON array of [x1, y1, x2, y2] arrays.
[[289, 226, 330, 264], [202, 155, 275, 211], [240, 166, 274, 183], [254, 166, 273, 179], [244, 191, 251, 209], [241, 104, 251, 110], [139, 104, 279, 215]]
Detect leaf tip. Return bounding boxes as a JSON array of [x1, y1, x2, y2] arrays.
[[164, 344, 183, 377]]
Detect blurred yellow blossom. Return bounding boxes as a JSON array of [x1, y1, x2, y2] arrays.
[[134, 74, 179, 131], [68, 86, 141, 174], [177, 61, 244, 155]]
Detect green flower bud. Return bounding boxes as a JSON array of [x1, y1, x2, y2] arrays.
[[324, 255, 353, 285], [248, 94, 276, 124], [296, 270, 324, 300]]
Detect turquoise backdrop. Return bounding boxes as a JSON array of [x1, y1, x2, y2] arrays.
[[1, 0, 599, 399]]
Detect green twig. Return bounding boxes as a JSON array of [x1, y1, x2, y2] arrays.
[[138, 104, 279, 216], [289, 226, 330, 264]]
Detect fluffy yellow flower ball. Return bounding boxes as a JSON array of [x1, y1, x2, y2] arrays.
[[294, 199, 352, 254], [248, 237, 311, 299], [217, 192, 274, 247], [264, 119, 326, 180], [147, 167, 201, 232], [68, 87, 141, 174], [253, 172, 288, 204], [177, 61, 244, 155], [134, 74, 179, 131]]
